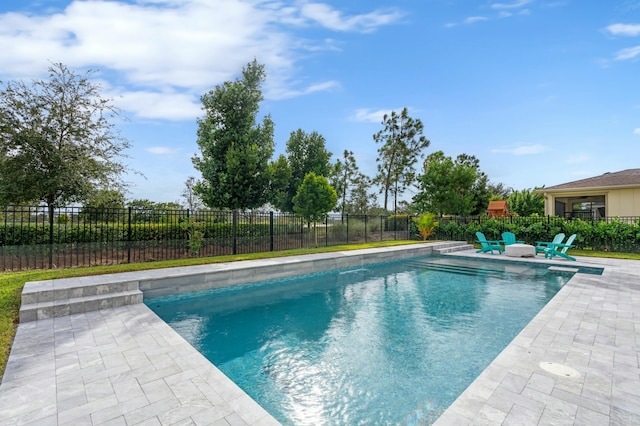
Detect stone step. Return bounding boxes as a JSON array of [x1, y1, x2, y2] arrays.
[[20, 278, 143, 322], [433, 243, 474, 254], [19, 289, 143, 322], [21, 279, 139, 305]]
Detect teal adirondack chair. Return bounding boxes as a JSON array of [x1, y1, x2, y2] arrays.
[[544, 234, 577, 261], [476, 232, 503, 254], [535, 233, 565, 255], [501, 232, 524, 246]]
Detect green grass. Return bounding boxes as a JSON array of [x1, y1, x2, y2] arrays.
[[0, 240, 421, 381], [1, 241, 639, 383]]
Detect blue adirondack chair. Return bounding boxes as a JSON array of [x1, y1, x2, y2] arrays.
[[501, 232, 524, 246], [476, 231, 503, 254], [544, 234, 577, 261], [535, 233, 565, 255]]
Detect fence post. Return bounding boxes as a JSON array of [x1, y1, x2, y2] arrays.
[[364, 214, 368, 243], [269, 211, 274, 252], [406, 215, 410, 240], [127, 207, 132, 264], [346, 214, 349, 244], [48, 205, 54, 269], [325, 216, 328, 247], [232, 210, 238, 255]]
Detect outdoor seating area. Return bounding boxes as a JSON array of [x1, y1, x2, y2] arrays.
[[476, 231, 578, 261]]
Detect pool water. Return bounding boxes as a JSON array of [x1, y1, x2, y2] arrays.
[[147, 255, 573, 425]]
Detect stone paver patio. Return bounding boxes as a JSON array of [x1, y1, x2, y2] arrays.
[[1, 243, 639, 425]]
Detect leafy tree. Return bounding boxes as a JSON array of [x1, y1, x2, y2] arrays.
[[0, 62, 131, 212], [84, 189, 126, 209], [413, 151, 485, 216], [267, 155, 293, 212], [271, 129, 332, 213], [293, 172, 337, 246], [181, 176, 204, 212], [81, 189, 126, 222], [487, 182, 513, 200], [349, 174, 378, 215], [508, 188, 545, 216], [373, 107, 430, 212], [192, 59, 274, 210], [455, 154, 490, 216], [127, 199, 182, 223], [333, 149, 363, 218]]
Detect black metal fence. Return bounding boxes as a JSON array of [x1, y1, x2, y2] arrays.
[[0, 206, 415, 271], [2, 206, 640, 272]]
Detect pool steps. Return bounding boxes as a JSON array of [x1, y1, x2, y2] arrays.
[[432, 243, 474, 254], [19, 241, 472, 322], [19, 279, 143, 322], [406, 259, 514, 279]]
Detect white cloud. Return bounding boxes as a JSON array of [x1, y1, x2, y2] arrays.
[[634, 128, 640, 134], [491, 0, 533, 10], [146, 146, 181, 155], [464, 16, 488, 24], [614, 45, 640, 60], [350, 108, 395, 123], [267, 80, 340, 100], [114, 90, 203, 121], [299, 2, 404, 33], [492, 144, 549, 155], [0, 0, 400, 120], [606, 23, 640, 36]]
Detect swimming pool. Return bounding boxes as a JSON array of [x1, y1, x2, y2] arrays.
[[147, 255, 574, 425]]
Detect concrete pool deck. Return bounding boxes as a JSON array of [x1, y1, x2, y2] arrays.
[[1, 243, 639, 425]]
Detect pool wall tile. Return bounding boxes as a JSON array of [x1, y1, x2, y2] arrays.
[[19, 242, 445, 321]]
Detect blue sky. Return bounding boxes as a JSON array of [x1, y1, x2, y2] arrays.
[[1, 0, 639, 205]]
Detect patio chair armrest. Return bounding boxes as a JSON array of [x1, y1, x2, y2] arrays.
[[535, 241, 553, 247], [547, 243, 574, 250]]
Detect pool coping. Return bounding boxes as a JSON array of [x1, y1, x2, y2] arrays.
[[433, 251, 640, 425], [2, 243, 640, 424]]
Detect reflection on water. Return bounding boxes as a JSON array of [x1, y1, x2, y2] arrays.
[[148, 255, 572, 425]]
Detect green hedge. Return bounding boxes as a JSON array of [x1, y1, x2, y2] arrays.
[[0, 222, 275, 245], [433, 217, 640, 253]]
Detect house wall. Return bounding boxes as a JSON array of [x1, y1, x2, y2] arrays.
[[543, 187, 640, 217], [607, 188, 640, 217]]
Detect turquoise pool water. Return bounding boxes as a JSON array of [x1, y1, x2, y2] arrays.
[[147, 255, 573, 425]]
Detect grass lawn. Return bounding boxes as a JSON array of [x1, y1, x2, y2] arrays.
[[1, 241, 639, 383]]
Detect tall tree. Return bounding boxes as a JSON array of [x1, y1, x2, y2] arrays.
[[192, 59, 274, 210], [413, 151, 484, 216], [81, 189, 126, 222], [293, 172, 337, 247], [507, 188, 545, 216], [181, 176, 204, 212], [487, 182, 513, 200], [270, 129, 332, 213], [349, 174, 377, 215], [267, 154, 293, 211], [0, 62, 131, 211], [333, 149, 362, 218], [373, 107, 430, 212]]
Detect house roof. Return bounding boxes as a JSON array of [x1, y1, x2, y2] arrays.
[[487, 200, 508, 210], [543, 169, 640, 191]]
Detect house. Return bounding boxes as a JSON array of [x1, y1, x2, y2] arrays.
[[537, 169, 640, 219], [487, 200, 509, 217]]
